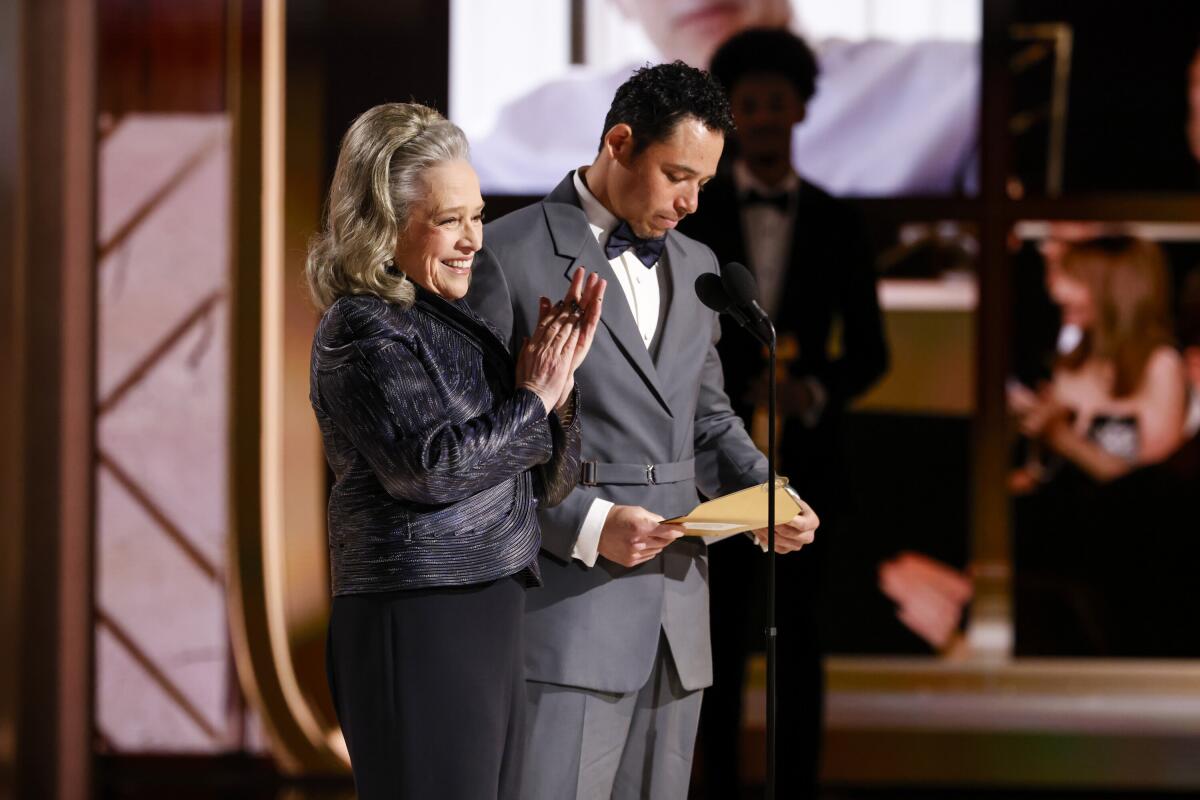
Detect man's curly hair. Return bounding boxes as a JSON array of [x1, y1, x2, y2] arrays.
[[599, 61, 735, 155]]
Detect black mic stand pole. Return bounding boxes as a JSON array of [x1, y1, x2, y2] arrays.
[[693, 269, 780, 798], [764, 317, 778, 800]]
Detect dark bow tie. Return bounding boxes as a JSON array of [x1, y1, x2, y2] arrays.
[[605, 220, 666, 268], [741, 189, 791, 213]]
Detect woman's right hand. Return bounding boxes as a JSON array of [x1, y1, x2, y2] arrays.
[[516, 300, 582, 414]]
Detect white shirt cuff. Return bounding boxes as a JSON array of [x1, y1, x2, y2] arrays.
[[571, 498, 612, 567]]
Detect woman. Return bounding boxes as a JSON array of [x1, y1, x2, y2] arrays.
[[1011, 235, 1188, 482], [1009, 236, 1187, 655], [306, 103, 605, 799]]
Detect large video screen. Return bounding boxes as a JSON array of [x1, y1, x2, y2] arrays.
[[450, 0, 982, 197]]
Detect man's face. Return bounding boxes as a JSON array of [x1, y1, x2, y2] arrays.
[[614, 0, 792, 67], [608, 117, 724, 238], [729, 73, 805, 166]]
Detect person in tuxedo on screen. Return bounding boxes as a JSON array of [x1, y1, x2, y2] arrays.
[[677, 28, 889, 799], [466, 62, 819, 799]]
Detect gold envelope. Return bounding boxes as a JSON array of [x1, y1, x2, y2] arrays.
[[663, 478, 804, 536]]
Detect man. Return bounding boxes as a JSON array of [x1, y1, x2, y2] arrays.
[[467, 62, 818, 799], [469, 0, 978, 196], [677, 28, 889, 799]]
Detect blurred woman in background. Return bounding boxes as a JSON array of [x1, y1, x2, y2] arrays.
[[1010, 235, 1189, 655], [1011, 236, 1188, 482]]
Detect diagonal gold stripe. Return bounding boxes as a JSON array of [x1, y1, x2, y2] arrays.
[[99, 451, 222, 584], [97, 291, 225, 415], [97, 609, 222, 741], [97, 132, 225, 262]]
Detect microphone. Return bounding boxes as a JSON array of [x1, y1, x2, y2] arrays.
[[695, 272, 759, 333], [720, 262, 772, 335]]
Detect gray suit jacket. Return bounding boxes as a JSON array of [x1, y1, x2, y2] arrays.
[[467, 172, 768, 694]]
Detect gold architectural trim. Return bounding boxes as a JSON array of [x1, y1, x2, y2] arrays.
[[1009, 23, 1073, 197], [3, 0, 96, 796], [225, 0, 348, 774]]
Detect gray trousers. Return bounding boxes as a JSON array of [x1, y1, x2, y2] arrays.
[[521, 633, 703, 800]]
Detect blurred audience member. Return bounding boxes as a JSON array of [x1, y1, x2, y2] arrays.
[[1028, 267, 1200, 657], [1180, 266, 1200, 434], [1011, 236, 1191, 656], [877, 552, 974, 653], [1010, 236, 1188, 484]]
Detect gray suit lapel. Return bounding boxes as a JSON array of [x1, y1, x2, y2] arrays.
[[650, 233, 698, 394], [541, 176, 673, 417]]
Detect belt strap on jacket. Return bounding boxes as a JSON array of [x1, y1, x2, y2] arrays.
[[580, 458, 695, 486]]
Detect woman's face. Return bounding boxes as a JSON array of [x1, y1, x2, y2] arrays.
[[395, 159, 484, 301], [1045, 261, 1094, 329]]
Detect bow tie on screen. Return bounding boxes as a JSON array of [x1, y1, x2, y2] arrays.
[[605, 221, 666, 268], [741, 189, 791, 213]]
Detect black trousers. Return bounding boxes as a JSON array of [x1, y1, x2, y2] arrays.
[[326, 577, 527, 800], [699, 530, 827, 800]]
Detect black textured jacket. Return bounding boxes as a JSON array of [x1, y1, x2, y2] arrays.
[[309, 288, 581, 595]]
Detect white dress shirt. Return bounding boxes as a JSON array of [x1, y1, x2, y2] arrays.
[[733, 161, 798, 321], [732, 161, 827, 427], [569, 168, 663, 566]]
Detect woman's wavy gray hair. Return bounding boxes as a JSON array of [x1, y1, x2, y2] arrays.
[[306, 102, 470, 310]]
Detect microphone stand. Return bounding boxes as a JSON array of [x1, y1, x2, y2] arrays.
[[694, 270, 780, 798], [763, 317, 778, 800]]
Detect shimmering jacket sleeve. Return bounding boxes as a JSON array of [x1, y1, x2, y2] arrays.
[[317, 337, 555, 506], [534, 387, 582, 508]]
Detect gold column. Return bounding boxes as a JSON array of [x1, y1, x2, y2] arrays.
[[0, 0, 96, 797], [227, 0, 347, 774]]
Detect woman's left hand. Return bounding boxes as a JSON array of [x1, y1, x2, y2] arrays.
[[537, 268, 605, 410], [562, 268, 605, 372]]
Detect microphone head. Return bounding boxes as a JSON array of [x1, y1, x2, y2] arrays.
[[695, 272, 732, 313], [721, 261, 759, 307]]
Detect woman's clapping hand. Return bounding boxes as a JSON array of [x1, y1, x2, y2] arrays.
[[517, 269, 605, 414], [561, 269, 606, 375]]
